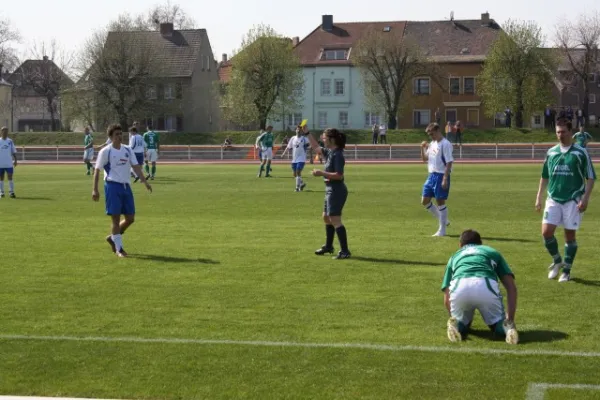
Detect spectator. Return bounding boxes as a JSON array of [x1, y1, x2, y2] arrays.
[[435, 108, 441, 125], [372, 123, 380, 144], [566, 106, 574, 121], [445, 121, 453, 143], [576, 108, 584, 129], [545, 105, 553, 131], [222, 136, 233, 149], [379, 123, 387, 144], [454, 121, 463, 145], [504, 106, 512, 128]]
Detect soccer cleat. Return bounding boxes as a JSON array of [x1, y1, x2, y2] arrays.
[[558, 271, 571, 283], [0, 192, 4, 198], [446, 220, 451, 227], [295, 188, 300, 192], [116, 251, 128, 258], [432, 229, 446, 237], [548, 261, 565, 279], [300, 183, 306, 191], [333, 250, 351, 259], [265, 174, 272, 178], [133, 176, 140, 183], [447, 317, 462, 343], [503, 320, 519, 345], [145, 175, 151, 180], [106, 235, 117, 253], [86, 171, 91, 175], [9, 192, 15, 198], [315, 246, 334, 255]]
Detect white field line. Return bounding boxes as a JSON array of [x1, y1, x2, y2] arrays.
[[526, 383, 600, 400], [2, 334, 600, 358], [0, 397, 127, 400]]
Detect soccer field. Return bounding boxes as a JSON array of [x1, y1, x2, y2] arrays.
[[1, 164, 600, 400]]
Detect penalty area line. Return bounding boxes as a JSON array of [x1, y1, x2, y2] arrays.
[[526, 383, 600, 400], [2, 334, 600, 358]]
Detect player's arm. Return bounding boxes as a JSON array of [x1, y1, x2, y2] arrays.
[[536, 157, 550, 211], [441, 260, 453, 314], [442, 142, 453, 188], [420, 141, 429, 162], [305, 130, 323, 156], [131, 162, 152, 193], [255, 133, 264, 148], [11, 142, 17, 167], [499, 274, 517, 322], [578, 152, 596, 212], [156, 134, 160, 153], [92, 149, 106, 201]]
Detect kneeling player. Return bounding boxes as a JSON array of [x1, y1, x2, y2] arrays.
[[281, 126, 309, 191], [441, 229, 519, 345]]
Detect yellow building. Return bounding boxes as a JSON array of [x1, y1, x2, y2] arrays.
[[0, 71, 12, 129]]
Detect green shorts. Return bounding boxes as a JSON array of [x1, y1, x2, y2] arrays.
[[324, 184, 348, 216]]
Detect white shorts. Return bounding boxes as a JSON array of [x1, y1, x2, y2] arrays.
[[543, 198, 582, 230], [83, 148, 94, 160], [449, 277, 505, 326], [261, 148, 273, 160], [147, 149, 159, 162]]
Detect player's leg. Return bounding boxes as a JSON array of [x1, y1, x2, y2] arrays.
[[298, 164, 306, 191], [6, 169, 14, 198], [421, 174, 440, 224], [291, 163, 299, 190], [0, 169, 5, 197], [257, 154, 266, 177], [104, 182, 124, 254], [433, 173, 450, 233], [116, 185, 136, 256], [315, 197, 336, 255], [447, 279, 475, 342], [329, 187, 350, 259], [559, 201, 582, 282], [144, 158, 150, 176], [478, 278, 519, 344], [542, 198, 564, 279], [265, 149, 273, 176]]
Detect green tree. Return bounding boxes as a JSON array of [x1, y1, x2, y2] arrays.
[[219, 24, 303, 130], [479, 20, 557, 128]]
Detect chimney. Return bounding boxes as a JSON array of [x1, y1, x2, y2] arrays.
[[160, 22, 174, 36], [42, 55, 49, 61], [322, 15, 333, 32], [292, 36, 300, 47], [222, 53, 228, 63], [481, 12, 490, 25]]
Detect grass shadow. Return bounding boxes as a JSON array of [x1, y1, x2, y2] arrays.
[[447, 234, 535, 243], [128, 254, 220, 264], [466, 329, 568, 343], [11, 196, 53, 201], [571, 278, 600, 287], [352, 256, 445, 267]]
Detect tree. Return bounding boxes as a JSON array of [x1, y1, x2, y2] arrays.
[[555, 12, 600, 127], [219, 24, 303, 129], [0, 17, 20, 71], [479, 20, 557, 128], [107, 1, 196, 32], [354, 27, 433, 129]]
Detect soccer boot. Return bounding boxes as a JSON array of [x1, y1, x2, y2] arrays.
[[503, 320, 519, 345], [133, 176, 140, 183], [333, 250, 351, 259], [548, 261, 565, 279], [300, 183, 306, 191], [0, 192, 4, 198], [86, 170, 91, 175], [295, 188, 300, 192], [447, 317, 462, 343], [106, 235, 117, 253], [315, 245, 334, 255], [558, 270, 571, 283], [9, 192, 15, 198], [116, 250, 128, 258], [432, 229, 446, 237]]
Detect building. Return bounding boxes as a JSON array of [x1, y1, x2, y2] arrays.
[[0, 64, 12, 129], [269, 13, 502, 131]]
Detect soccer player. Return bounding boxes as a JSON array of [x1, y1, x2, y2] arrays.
[[306, 128, 351, 259], [420, 122, 453, 236], [143, 124, 159, 180], [0, 126, 17, 198], [128, 126, 145, 183], [573, 125, 592, 148], [256, 125, 275, 177], [83, 126, 94, 175], [92, 124, 152, 257], [442, 229, 519, 345], [535, 118, 596, 282], [280, 125, 309, 191]]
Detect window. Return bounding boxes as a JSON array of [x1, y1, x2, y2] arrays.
[[320, 79, 331, 96], [590, 94, 596, 104], [176, 116, 184, 131], [322, 49, 348, 60], [445, 109, 457, 124], [147, 85, 157, 99], [176, 82, 183, 99], [318, 111, 328, 128], [414, 78, 430, 95], [449, 77, 460, 95], [464, 77, 475, 94], [413, 109, 431, 127], [334, 79, 345, 95], [534, 115, 541, 125], [287, 113, 303, 127], [364, 112, 382, 127], [164, 84, 174, 99], [466, 109, 480, 126], [339, 111, 348, 128], [165, 115, 176, 131], [588, 73, 596, 82]]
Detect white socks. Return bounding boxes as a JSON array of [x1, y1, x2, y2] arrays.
[[111, 234, 123, 252], [296, 176, 302, 187], [438, 205, 448, 229], [9, 181, 14, 193], [425, 202, 440, 218], [0, 181, 3, 192]]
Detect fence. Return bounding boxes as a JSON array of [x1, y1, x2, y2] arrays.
[[15, 143, 600, 162]]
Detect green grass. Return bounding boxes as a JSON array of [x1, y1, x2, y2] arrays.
[[11, 127, 600, 146], [1, 164, 600, 399]]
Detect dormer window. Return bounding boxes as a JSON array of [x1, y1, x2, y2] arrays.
[[321, 49, 349, 61]]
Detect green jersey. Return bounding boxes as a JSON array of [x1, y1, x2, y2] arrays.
[[84, 134, 93, 148], [143, 131, 159, 150], [256, 132, 274, 150], [441, 245, 513, 291], [541, 144, 596, 203], [573, 131, 592, 148]]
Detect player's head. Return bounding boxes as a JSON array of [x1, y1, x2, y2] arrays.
[[555, 118, 573, 145], [459, 229, 483, 247], [266, 125, 273, 133], [133, 121, 139, 127], [579, 124, 585, 132], [1, 126, 8, 138], [425, 122, 442, 141], [296, 125, 302, 136], [323, 128, 346, 150], [147, 123, 153, 131], [129, 126, 138, 135], [107, 124, 123, 145]]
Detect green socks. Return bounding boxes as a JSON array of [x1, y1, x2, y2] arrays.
[[266, 163, 271, 175], [151, 165, 156, 176], [144, 164, 150, 174], [564, 241, 578, 270], [544, 236, 562, 263]]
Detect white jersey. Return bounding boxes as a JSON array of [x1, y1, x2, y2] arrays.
[[0, 138, 17, 168], [427, 138, 454, 174], [287, 135, 309, 163], [95, 144, 138, 184], [129, 134, 145, 153]]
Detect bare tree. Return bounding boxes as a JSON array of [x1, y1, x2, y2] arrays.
[[0, 17, 20, 71], [354, 28, 435, 129], [555, 12, 600, 127], [107, 2, 196, 32]]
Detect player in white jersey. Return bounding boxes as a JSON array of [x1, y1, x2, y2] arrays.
[[93, 124, 152, 258], [420, 122, 454, 236], [280, 125, 309, 191], [128, 126, 146, 183], [0, 127, 17, 198]]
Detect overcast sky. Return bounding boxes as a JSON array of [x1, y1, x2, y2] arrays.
[[3, 0, 598, 67]]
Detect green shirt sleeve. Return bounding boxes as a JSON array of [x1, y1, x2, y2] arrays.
[[494, 252, 514, 278], [582, 148, 596, 180], [541, 155, 550, 179], [441, 256, 454, 291]]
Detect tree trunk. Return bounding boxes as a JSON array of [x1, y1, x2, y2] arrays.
[[583, 81, 589, 128], [119, 114, 128, 130], [49, 103, 58, 131], [387, 114, 397, 129], [259, 118, 267, 130], [515, 85, 524, 128]]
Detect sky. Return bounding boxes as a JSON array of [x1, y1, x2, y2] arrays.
[[2, 0, 599, 71]]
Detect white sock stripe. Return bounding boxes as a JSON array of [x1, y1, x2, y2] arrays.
[[1, 334, 600, 358]]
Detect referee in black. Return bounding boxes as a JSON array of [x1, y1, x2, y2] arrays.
[[304, 126, 351, 259]]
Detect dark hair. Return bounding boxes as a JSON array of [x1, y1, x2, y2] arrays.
[[426, 122, 440, 132], [324, 128, 346, 149], [129, 126, 137, 133], [147, 123, 153, 130], [556, 117, 572, 131], [107, 124, 122, 138], [460, 229, 483, 247]]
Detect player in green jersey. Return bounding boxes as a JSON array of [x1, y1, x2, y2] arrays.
[[573, 125, 593, 148], [255, 125, 274, 177], [536, 118, 596, 282], [143, 124, 159, 180], [442, 230, 519, 344], [83, 126, 94, 175]]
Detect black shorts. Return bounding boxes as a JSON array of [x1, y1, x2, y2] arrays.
[[323, 184, 348, 216]]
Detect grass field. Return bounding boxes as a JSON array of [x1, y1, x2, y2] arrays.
[[1, 164, 600, 400]]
